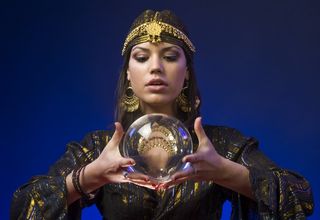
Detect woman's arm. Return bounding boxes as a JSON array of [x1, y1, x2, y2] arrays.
[[65, 122, 135, 205], [238, 138, 314, 218], [166, 117, 314, 218], [10, 123, 135, 219], [10, 140, 94, 220], [210, 157, 254, 199]]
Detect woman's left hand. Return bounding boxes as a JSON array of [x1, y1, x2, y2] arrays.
[[161, 117, 254, 199], [162, 117, 228, 188]]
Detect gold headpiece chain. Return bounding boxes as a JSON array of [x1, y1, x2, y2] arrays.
[[122, 12, 196, 55]]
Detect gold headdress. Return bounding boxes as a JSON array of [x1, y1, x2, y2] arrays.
[[121, 10, 196, 56]]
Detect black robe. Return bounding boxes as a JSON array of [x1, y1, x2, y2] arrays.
[[11, 125, 314, 219]]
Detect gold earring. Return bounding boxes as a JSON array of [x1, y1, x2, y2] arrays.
[[177, 81, 192, 113], [121, 83, 139, 112]]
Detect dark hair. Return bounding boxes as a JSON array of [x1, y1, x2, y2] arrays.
[[114, 10, 201, 130]]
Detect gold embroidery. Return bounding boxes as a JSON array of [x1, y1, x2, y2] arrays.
[[26, 198, 35, 219], [122, 195, 128, 204], [194, 182, 199, 194], [174, 188, 181, 206], [105, 135, 110, 143], [82, 147, 89, 153]]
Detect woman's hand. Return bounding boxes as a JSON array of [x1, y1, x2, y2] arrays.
[[161, 117, 254, 199], [67, 122, 156, 204], [83, 122, 153, 189], [86, 122, 134, 183], [163, 117, 227, 186]]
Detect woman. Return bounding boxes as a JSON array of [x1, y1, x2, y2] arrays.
[[11, 10, 313, 219]]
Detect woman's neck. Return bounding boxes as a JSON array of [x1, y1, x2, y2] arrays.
[[140, 103, 176, 117]]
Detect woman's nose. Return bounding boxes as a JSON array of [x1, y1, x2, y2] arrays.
[[149, 55, 163, 74]]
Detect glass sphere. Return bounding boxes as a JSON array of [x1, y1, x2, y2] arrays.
[[122, 114, 193, 183]]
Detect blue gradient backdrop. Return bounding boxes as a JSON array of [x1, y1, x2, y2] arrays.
[[1, 1, 319, 219]]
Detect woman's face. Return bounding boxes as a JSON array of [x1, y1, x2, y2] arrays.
[[127, 42, 188, 114]]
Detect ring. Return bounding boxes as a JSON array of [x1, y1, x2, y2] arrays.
[[122, 166, 134, 179], [123, 171, 128, 179]]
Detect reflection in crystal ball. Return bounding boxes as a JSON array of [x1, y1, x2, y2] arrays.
[[122, 114, 193, 182]]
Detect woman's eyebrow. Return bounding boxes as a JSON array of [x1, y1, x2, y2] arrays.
[[132, 47, 149, 52], [161, 46, 181, 52], [132, 45, 181, 52]]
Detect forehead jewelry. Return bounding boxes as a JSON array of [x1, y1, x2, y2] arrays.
[[122, 12, 195, 55]]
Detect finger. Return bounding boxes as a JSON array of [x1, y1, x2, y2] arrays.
[[126, 172, 150, 182], [109, 122, 124, 146], [183, 153, 204, 163], [129, 180, 157, 190], [119, 158, 136, 168], [194, 117, 207, 143], [155, 183, 168, 192], [163, 176, 190, 188], [170, 164, 194, 181], [165, 169, 203, 188], [172, 174, 203, 184]]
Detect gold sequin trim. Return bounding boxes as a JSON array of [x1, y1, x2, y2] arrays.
[[122, 13, 195, 55]]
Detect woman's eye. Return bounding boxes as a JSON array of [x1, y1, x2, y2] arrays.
[[163, 55, 178, 62], [135, 56, 148, 62]]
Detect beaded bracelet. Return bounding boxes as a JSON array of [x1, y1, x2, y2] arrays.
[[72, 165, 94, 201]]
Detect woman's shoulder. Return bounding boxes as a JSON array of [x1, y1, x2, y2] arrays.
[[80, 129, 114, 147], [203, 124, 248, 142]]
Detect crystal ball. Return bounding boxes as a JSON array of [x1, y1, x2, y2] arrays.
[[122, 114, 193, 183]]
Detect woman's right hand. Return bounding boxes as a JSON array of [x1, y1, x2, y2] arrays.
[[80, 123, 157, 193], [67, 122, 156, 205], [86, 122, 136, 185]]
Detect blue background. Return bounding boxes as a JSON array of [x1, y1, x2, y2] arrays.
[[1, 1, 319, 219]]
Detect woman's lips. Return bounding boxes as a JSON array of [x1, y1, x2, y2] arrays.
[[146, 84, 167, 92], [145, 79, 168, 92]]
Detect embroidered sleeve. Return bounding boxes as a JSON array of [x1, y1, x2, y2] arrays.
[[239, 138, 314, 219], [10, 131, 110, 220], [207, 126, 314, 219]]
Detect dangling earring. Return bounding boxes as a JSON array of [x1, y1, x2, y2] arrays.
[[195, 96, 200, 110], [177, 80, 192, 113], [121, 82, 139, 112]]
